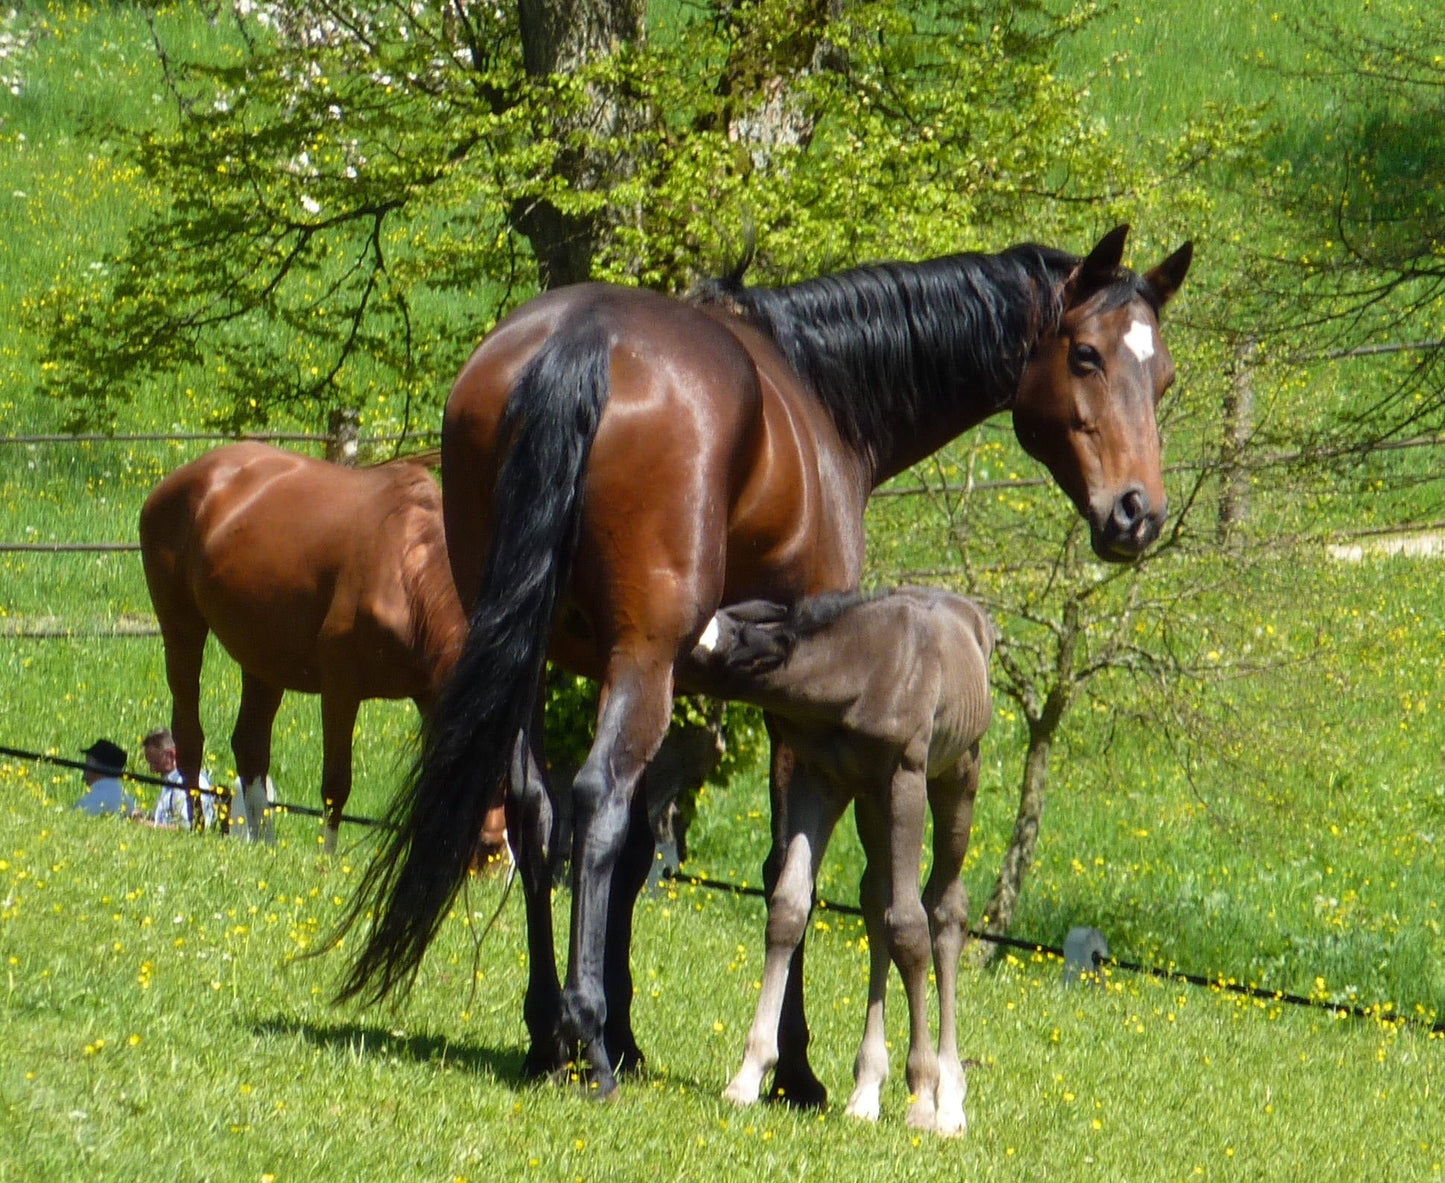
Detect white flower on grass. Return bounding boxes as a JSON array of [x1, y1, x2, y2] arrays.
[[300, 194, 322, 216]]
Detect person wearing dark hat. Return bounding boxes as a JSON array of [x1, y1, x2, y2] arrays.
[[75, 738, 137, 816]]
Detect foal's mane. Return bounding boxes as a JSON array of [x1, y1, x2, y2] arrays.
[[717, 589, 881, 675], [693, 246, 1077, 464]]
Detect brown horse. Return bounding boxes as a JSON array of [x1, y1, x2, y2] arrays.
[[336, 225, 1192, 1101], [139, 442, 506, 854], [685, 588, 994, 1135]]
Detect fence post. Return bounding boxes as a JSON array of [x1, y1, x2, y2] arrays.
[[1218, 337, 1255, 545], [325, 408, 360, 467]]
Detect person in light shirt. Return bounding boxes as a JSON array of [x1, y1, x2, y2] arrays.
[[142, 726, 216, 828], [74, 738, 137, 816]]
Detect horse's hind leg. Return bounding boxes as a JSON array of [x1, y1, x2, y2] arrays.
[[318, 690, 360, 854], [561, 647, 673, 1098], [765, 734, 829, 1109], [156, 608, 208, 829], [861, 756, 939, 1132], [233, 671, 284, 844], [603, 782, 655, 1075], [845, 850, 892, 1121], [724, 772, 846, 1107], [508, 718, 568, 1080], [924, 746, 981, 1137]]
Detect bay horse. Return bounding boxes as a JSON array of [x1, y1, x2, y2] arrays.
[[335, 225, 1192, 1101], [684, 588, 993, 1136], [138, 442, 507, 855]]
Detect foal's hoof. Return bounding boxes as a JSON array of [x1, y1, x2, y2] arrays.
[[768, 1067, 828, 1110], [905, 1099, 939, 1134]]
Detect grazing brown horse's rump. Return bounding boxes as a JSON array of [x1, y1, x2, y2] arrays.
[[337, 225, 1192, 1100], [139, 442, 505, 853]]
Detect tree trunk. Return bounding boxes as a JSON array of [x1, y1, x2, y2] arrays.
[[1218, 335, 1256, 545], [970, 716, 1056, 966], [513, 0, 645, 289], [970, 589, 1081, 967]]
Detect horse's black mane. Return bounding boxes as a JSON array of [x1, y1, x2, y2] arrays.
[[693, 245, 1153, 471]]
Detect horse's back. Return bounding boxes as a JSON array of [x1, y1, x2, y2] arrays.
[[441, 282, 867, 671], [141, 442, 456, 695], [889, 588, 994, 768]]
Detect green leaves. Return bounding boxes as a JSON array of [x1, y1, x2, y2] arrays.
[[36, 0, 1204, 430]]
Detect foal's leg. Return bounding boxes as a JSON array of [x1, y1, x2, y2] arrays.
[[232, 671, 284, 844], [764, 734, 830, 1109], [724, 773, 847, 1107], [923, 746, 982, 1138], [859, 757, 939, 1131], [561, 646, 674, 1097], [317, 689, 359, 855], [844, 837, 892, 1121]]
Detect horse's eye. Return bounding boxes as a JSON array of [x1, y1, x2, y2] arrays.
[[1069, 343, 1103, 374]]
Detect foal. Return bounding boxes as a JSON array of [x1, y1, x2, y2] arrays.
[[685, 587, 994, 1135]]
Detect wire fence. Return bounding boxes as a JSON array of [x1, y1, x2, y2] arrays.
[[5, 422, 1445, 555]]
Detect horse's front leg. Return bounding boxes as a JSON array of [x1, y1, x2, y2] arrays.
[[856, 753, 938, 1132], [765, 731, 830, 1109], [561, 649, 673, 1098], [887, 756, 941, 1133], [232, 671, 283, 844], [725, 774, 846, 1107], [924, 746, 982, 1137], [317, 688, 359, 855]]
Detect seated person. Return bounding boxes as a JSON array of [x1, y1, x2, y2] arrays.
[[74, 739, 137, 816], [142, 727, 215, 828]]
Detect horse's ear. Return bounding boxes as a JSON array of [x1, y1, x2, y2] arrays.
[[1142, 241, 1194, 311], [1064, 224, 1130, 306], [728, 600, 791, 625]]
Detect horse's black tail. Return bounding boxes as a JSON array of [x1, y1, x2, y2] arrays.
[[332, 316, 612, 1007]]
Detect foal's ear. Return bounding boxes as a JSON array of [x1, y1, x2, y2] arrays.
[[727, 600, 791, 626], [1064, 224, 1131, 307], [1142, 241, 1194, 311]]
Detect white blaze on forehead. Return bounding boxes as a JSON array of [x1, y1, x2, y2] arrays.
[[1123, 319, 1156, 364], [697, 615, 721, 652]]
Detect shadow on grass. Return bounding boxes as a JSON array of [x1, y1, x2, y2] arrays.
[[250, 1016, 527, 1083], [247, 1015, 721, 1097]]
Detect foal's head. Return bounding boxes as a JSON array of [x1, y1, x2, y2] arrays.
[[1012, 225, 1192, 562]]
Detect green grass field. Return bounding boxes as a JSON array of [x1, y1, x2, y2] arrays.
[[2, 790, 1441, 1181], [3, 0, 1445, 1178]]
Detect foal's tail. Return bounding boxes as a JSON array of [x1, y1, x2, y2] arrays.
[[333, 317, 612, 1006]]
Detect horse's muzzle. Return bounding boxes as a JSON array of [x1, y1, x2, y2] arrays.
[[1091, 486, 1165, 562]]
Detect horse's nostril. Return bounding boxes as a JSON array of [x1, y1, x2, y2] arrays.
[[1116, 488, 1146, 528]]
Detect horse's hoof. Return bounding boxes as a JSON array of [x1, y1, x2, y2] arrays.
[[722, 1078, 760, 1108], [935, 1111, 967, 1138], [521, 1041, 570, 1081], [610, 1042, 646, 1077], [768, 1069, 828, 1110], [905, 1100, 939, 1133], [843, 1091, 881, 1122], [586, 1063, 620, 1102]]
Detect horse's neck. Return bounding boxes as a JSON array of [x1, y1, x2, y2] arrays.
[[867, 398, 1002, 488]]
